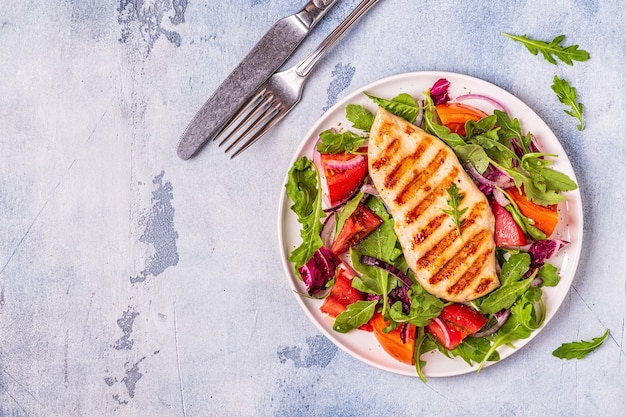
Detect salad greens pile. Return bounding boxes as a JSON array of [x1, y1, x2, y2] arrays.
[[286, 78, 579, 378]]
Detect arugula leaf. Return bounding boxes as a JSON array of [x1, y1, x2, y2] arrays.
[[502, 33, 590, 65], [414, 327, 430, 382], [442, 183, 468, 239], [477, 287, 544, 371], [538, 263, 560, 287], [316, 129, 366, 154], [365, 92, 420, 123], [388, 284, 443, 327], [449, 337, 500, 367], [453, 144, 490, 173], [422, 92, 467, 148], [478, 276, 534, 314], [285, 157, 324, 269], [477, 254, 534, 314], [502, 191, 547, 240], [551, 75, 585, 131], [552, 329, 610, 360], [499, 253, 531, 286], [333, 300, 378, 333], [346, 104, 374, 132], [334, 191, 363, 239]]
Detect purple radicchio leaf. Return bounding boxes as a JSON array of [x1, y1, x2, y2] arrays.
[[430, 78, 450, 105], [298, 246, 341, 296]]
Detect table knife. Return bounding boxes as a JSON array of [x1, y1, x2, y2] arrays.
[[177, 0, 339, 160]]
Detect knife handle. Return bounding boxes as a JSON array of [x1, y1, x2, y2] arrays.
[[297, 0, 339, 28]]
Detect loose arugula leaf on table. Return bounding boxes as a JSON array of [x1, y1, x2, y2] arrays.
[[286, 157, 324, 269], [551, 75, 586, 131], [442, 183, 468, 239], [365, 92, 420, 123], [316, 129, 366, 154], [552, 329, 610, 360], [501, 33, 590, 66]]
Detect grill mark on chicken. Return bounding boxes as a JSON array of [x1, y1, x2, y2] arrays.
[[371, 137, 400, 171], [417, 202, 486, 270], [412, 213, 447, 247], [446, 249, 494, 296], [425, 229, 490, 287], [383, 136, 433, 189], [404, 166, 460, 225], [394, 148, 446, 206]]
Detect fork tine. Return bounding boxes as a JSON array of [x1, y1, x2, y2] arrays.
[[217, 92, 274, 150], [229, 104, 287, 158], [222, 96, 281, 153], [214, 88, 267, 146]]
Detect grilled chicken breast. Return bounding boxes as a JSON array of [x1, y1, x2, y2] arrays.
[[368, 108, 499, 302]]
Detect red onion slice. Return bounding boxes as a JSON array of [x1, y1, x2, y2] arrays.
[[455, 94, 507, 112], [471, 309, 511, 338], [359, 255, 414, 287], [432, 317, 451, 348], [322, 153, 366, 171]]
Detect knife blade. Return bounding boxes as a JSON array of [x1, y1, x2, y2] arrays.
[[177, 0, 339, 160]]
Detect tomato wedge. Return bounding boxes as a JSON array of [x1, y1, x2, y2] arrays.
[[370, 313, 416, 364], [425, 319, 465, 350], [320, 264, 372, 331], [507, 187, 558, 237], [320, 150, 368, 207], [435, 102, 488, 136], [425, 304, 487, 350], [490, 198, 527, 247], [439, 303, 488, 334], [330, 203, 383, 255]]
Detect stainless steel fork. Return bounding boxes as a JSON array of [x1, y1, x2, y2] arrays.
[[216, 0, 381, 158]]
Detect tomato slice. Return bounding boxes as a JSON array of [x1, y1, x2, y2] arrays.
[[370, 313, 416, 364], [507, 187, 558, 237], [438, 303, 488, 334], [435, 102, 488, 136], [320, 150, 368, 207], [490, 198, 527, 247], [330, 203, 383, 255], [320, 264, 372, 331], [425, 318, 465, 350], [425, 304, 487, 350]]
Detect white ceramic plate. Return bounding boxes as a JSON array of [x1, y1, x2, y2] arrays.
[[277, 71, 583, 377]]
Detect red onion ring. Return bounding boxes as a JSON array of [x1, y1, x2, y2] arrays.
[[455, 94, 507, 112], [471, 309, 511, 338], [359, 255, 414, 287], [322, 153, 366, 170], [432, 317, 451, 348]]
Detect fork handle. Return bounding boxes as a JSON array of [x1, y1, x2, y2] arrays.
[[296, 0, 340, 29], [296, 0, 380, 77]]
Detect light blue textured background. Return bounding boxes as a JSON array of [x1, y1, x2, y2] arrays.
[[1, 0, 624, 416]]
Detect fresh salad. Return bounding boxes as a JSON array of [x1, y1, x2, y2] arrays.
[[284, 78, 578, 380]]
